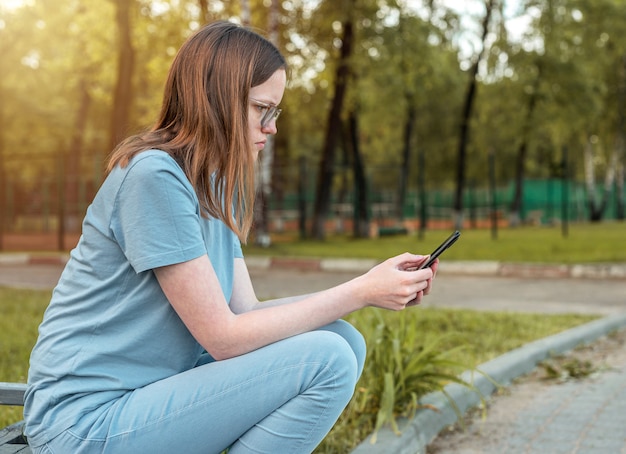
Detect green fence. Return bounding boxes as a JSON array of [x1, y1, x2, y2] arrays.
[[0, 171, 623, 249], [266, 177, 623, 227]]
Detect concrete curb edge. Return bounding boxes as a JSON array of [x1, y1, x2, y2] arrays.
[[2, 254, 625, 280]]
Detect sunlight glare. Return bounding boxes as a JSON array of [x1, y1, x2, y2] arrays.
[[0, 0, 33, 11]]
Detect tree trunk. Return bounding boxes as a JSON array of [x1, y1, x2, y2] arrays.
[[616, 160, 625, 220], [253, 135, 273, 246], [397, 99, 416, 221], [509, 64, 540, 226], [452, 0, 495, 229], [65, 80, 91, 226], [0, 87, 5, 250], [108, 0, 134, 152], [311, 20, 354, 239], [346, 110, 369, 238], [615, 54, 626, 220], [197, 0, 211, 23], [396, 13, 418, 223], [584, 138, 618, 222]]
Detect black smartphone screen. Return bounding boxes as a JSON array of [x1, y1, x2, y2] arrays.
[[418, 230, 461, 269]]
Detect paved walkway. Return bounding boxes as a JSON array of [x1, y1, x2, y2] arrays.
[[423, 318, 626, 454], [1, 262, 625, 316], [435, 359, 626, 453], [1, 255, 625, 454]]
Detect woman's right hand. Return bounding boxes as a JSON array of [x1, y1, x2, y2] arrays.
[[351, 253, 435, 311]]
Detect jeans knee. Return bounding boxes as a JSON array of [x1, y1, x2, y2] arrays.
[[319, 320, 366, 381], [310, 331, 361, 400], [344, 322, 366, 379]]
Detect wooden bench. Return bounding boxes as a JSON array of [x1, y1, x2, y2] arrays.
[[0, 382, 30, 454]]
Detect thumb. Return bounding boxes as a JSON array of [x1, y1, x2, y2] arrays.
[[393, 252, 427, 270]]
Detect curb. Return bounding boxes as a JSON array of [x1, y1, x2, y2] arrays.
[[244, 257, 625, 280], [351, 313, 626, 454], [2, 254, 626, 280], [0, 253, 69, 266], [247, 257, 626, 280], [244, 256, 378, 273], [238, 256, 626, 279]]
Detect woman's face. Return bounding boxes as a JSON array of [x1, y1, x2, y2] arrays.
[[248, 69, 286, 160]]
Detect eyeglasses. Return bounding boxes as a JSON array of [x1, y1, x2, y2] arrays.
[[250, 98, 282, 128]]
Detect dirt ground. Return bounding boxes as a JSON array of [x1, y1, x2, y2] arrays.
[[426, 327, 626, 453]]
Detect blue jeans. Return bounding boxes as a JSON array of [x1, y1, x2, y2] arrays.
[[33, 320, 365, 454]]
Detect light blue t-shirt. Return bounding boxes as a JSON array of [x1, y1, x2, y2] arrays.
[[24, 150, 243, 446]]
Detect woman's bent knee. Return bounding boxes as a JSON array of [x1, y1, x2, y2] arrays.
[[302, 330, 361, 400], [318, 320, 366, 381]]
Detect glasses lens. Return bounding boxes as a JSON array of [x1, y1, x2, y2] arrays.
[[261, 107, 280, 128]]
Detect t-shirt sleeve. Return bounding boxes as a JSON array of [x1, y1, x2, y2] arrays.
[[110, 154, 207, 273]]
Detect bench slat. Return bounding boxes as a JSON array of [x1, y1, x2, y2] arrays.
[[0, 383, 27, 407], [0, 445, 31, 454], [0, 422, 30, 454]]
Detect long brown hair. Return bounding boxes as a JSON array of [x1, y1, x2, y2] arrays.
[[107, 21, 286, 242]]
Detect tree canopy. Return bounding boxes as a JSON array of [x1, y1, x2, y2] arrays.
[[1, 0, 624, 236]]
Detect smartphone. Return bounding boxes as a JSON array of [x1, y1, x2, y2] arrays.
[[417, 230, 461, 270]]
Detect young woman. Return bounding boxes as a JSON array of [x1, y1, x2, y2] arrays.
[[24, 21, 437, 454]]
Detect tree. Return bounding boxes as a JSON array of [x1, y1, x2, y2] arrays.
[[311, 17, 354, 240], [508, 56, 542, 226], [108, 0, 135, 152], [252, 0, 281, 247], [346, 108, 369, 237], [550, 0, 626, 221], [395, 12, 419, 222], [0, 0, 118, 236], [64, 79, 91, 227], [615, 54, 626, 220], [0, 69, 5, 250], [583, 137, 620, 221], [453, 0, 497, 230]]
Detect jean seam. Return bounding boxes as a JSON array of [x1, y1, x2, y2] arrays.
[[105, 360, 328, 441], [290, 363, 340, 454]]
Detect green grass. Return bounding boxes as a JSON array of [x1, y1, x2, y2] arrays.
[[0, 288, 50, 428], [244, 223, 626, 264], [0, 286, 597, 452]]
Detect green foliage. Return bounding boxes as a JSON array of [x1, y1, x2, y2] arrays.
[[0, 0, 626, 239], [2, 0, 625, 230], [351, 309, 476, 443], [473, 0, 626, 188]]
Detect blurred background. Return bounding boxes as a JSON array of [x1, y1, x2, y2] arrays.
[[0, 0, 624, 251]]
